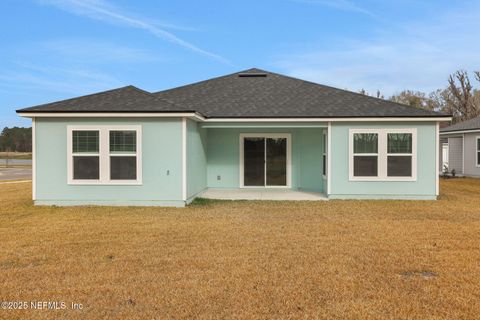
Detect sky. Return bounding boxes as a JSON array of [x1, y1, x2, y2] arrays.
[[1, 0, 480, 128]]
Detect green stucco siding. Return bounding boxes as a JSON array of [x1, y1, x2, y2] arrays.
[[35, 117, 184, 206], [206, 128, 325, 192], [186, 119, 207, 200], [329, 122, 437, 199]]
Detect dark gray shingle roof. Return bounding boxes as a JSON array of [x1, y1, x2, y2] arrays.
[[16, 85, 188, 113], [441, 116, 480, 133], [17, 68, 449, 118], [155, 68, 446, 118]]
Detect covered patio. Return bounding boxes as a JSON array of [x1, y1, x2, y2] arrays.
[[199, 188, 328, 201]]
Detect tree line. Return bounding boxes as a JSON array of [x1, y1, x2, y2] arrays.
[[361, 70, 480, 124], [0, 127, 32, 152]]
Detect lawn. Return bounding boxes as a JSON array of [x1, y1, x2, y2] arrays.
[[1, 179, 480, 319]]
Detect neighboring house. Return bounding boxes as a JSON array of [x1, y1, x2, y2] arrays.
[[440, 117, 480, 177], [17, 68, 450, 206]]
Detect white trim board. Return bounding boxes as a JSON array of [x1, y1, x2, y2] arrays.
[[32, 117, 36, 200], [239, 133, 292, 188], [18, 112, 451, 122], [436, 122, 439, 196], [182, 118, 187, 201], [476, 136, 480, 168], [327, 122, 332, 195], [441, 129, 480, 135]]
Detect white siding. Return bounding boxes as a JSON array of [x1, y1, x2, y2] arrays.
[[448, 137, 463, 174]]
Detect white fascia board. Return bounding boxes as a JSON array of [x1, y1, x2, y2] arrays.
[[204, 117, 451, 122], [440, 129, 480, 135], [18, 112, 450, 123], [18, 112, 205, 121]]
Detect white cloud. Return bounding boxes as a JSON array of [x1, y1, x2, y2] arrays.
[[0, 63, 123, 95], [37, 0, 231, 64], [274, 3, 480, 96]]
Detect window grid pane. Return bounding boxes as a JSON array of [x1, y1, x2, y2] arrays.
[[110, 156, 137, 180], [388, 133, 412, 153], [387, 156, 412, 177], [354, 133, 378, 153], [73, 131, 99, 153], [353, 156, 378, 177], [110, 131, 136, 153], [73, 156, 99, 179]]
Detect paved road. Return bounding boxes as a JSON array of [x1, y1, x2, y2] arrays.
[[0, 159, 32, 165], [0, 168, 32, 181]]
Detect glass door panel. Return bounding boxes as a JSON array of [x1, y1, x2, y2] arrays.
[[266, 138, 287, 186], [244, 138, 265, 186]]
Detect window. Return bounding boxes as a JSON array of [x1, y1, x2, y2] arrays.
[[109, 131, 137, 180], [72, 131, 99, 180], [477, 137, 480, 167], [67, 126, 141, 185], [353, 133, 378, 177], [387, 133, 412, 177], [349, 129, 417, 181]]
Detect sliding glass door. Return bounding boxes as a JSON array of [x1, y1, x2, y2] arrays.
[[242, 134, 290, 187]]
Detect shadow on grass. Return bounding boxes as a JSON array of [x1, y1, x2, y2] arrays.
[[188, 197, 236, 206]]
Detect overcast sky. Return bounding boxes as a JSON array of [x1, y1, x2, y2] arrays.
[[1, 0, 479, 128]]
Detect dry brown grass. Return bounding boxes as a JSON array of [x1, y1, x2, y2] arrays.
[[1, 179, 480, 319]]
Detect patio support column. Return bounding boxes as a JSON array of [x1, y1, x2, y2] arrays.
[[32, 117, 36, 201], [182, 117, 187, 201], [435, 121, 439, 197], [327, 121, 332, 196]]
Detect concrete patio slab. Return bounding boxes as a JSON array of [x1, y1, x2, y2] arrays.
[[199, 188, 328, 201]]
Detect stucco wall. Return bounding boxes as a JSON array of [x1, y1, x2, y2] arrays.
[[329, 122, 437, 200], [35, 117, 184, 206], [186, 119, 207, 200]]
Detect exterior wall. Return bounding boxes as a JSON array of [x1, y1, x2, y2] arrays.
[[186, 119, 207, 201], [329, 122, 437, 200], [35, 117, 184, 206], [206, 127, 325, 192], [447, 136, 464, 174], [463, 133, 480, 177]]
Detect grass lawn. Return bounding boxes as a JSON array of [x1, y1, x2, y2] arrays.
[[1, 179, 480, 319]]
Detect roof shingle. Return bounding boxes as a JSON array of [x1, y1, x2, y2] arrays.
[[155, 68, 446, 118], [441, 116, 480, 132], [17, 68, 449, 118]]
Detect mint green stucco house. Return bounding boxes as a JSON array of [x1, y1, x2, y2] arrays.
[[17, 69, 451, 206]]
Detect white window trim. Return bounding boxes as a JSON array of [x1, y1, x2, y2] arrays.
[[239, 133, 292, 188], [349, 128, 417, 182], [67, 125, 142, 185], [476, 136, 480, 167]]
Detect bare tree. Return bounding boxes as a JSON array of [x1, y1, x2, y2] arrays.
[[389, 90, 432, 110], [446, 70, 479, 122]]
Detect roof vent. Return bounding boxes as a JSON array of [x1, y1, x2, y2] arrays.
[[238, 73, 267, 77]]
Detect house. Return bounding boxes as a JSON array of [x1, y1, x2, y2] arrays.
[[440, 117, 480, 177], [17, 68, 451, 206]]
